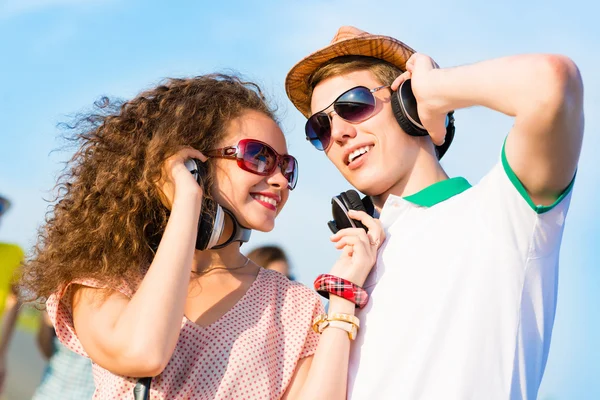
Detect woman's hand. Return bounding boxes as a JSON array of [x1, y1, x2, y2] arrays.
[[156, 147, 208, 209], [329, 210, 385, 287]]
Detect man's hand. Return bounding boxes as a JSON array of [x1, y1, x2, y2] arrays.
[[391, 53, 448, 146]]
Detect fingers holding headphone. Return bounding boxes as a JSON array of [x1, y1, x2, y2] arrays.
[[406, 53, 439, 76], [329, 210, 385, 286], [157, 147, 207, 209], [391, 53, 438, 91], [329, 211, 384, 254], [391, 70, 411, 91], [331, 228, 371, 251], [349, 210, 385, 250], [393, 53, 449, 145]]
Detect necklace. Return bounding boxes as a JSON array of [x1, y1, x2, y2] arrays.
[[196, 256, 251, 275], [229, 256, 251, 271]]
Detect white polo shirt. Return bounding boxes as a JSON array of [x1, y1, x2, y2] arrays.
[[347, 149, 574, 400]]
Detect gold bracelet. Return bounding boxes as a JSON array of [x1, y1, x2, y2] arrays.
[[327, 312, 360, 328], [312, 313, 360, 340], [325, 320, 358, 340]]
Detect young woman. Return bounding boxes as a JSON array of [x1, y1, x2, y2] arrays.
[[20, 74, 383, 399]]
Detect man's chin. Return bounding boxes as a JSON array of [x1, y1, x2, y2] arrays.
[[344, 172, 389, 196]]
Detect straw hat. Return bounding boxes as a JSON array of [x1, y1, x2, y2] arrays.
[[285, 26, 454, 159], [285, 25, 415, 118]]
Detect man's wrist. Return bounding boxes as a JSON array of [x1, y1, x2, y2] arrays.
[[421, 68, 454, 115]]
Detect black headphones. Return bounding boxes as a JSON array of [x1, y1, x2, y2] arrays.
[[328, 190, 375, 234], [390, 79, 455, 159], [184, 159, 251, 250]]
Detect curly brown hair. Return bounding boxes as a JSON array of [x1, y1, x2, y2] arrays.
[[20, 74, 277, 304]]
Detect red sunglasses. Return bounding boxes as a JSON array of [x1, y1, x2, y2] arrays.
[[205, 139, 298, 190]]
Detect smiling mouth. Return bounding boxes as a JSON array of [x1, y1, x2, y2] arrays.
[[251, 194, 278, 207], [347, 145, 373, 164]]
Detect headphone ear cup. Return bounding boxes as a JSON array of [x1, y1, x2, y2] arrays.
[[361, 196, 375, 217], [196, 198, 216, 251], [341, 190, 367, 213], [186, 158, 224, 251], [330, 195, 350, 233], [391, 80, 456, 160], [340, 190, 368, 231], [391, 80, 428, 137], [436, 111, 455, 159], [328, 190, 375, 234]]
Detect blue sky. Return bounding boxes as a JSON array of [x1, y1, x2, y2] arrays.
[[0, 0, 598, 398]]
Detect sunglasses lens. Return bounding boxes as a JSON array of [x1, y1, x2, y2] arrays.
[[281, 156, 298, 190], [305, 87, 378, 151], [242, 140, 298, 190], [305, 113, 330, 151], [334, 87, 375, 122], [242, 140, 275, 174]]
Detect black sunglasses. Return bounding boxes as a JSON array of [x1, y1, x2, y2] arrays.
[[205, 139, 298, 190], [305, 85, 388, 151]]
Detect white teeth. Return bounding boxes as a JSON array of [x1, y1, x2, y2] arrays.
[[348, 146, 372, 163], [253, 194, 277, 206]]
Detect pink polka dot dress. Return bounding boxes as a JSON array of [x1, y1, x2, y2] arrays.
[[46, 268, 324, 399]]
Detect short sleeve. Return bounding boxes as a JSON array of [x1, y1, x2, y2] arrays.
[[46, 278, 133, 358], [269, 271, 325, 362], [501, 140, 575, 214], [474, 156, 573, 259], [299, 291, 325, 359]]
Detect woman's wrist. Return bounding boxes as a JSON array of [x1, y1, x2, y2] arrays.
[[327, 295, 356, 315], [328, 262, 370, 288], [173, 184, 202, 203], [314, 274, 369, 309], [172, 188, 202, 214]]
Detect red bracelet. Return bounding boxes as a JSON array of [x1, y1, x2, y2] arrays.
[[313, 274, 369, 309]]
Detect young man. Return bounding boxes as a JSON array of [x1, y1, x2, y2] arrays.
[[285, 26, 584, 399]]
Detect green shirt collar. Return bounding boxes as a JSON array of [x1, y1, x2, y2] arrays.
[[403, 177, 472, 207]]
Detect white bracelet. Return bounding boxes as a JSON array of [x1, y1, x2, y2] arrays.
[[317, 320, 358, 340]]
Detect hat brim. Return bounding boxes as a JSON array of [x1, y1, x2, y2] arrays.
[[285, 34, 415, 118]]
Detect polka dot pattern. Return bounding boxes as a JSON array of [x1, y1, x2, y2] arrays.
[[47, 269, 323, 399]]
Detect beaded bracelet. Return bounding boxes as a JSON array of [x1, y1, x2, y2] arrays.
[[313, 273, 369, 309]]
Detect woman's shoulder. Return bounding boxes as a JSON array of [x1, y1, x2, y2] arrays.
[[259, 268, 308, 289], [46, 276, 137, 355], [48, 276, 135, 307], [257, 268, 322, 305]]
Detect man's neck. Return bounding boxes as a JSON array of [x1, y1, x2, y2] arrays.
[[372, 150, 448, 210]]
